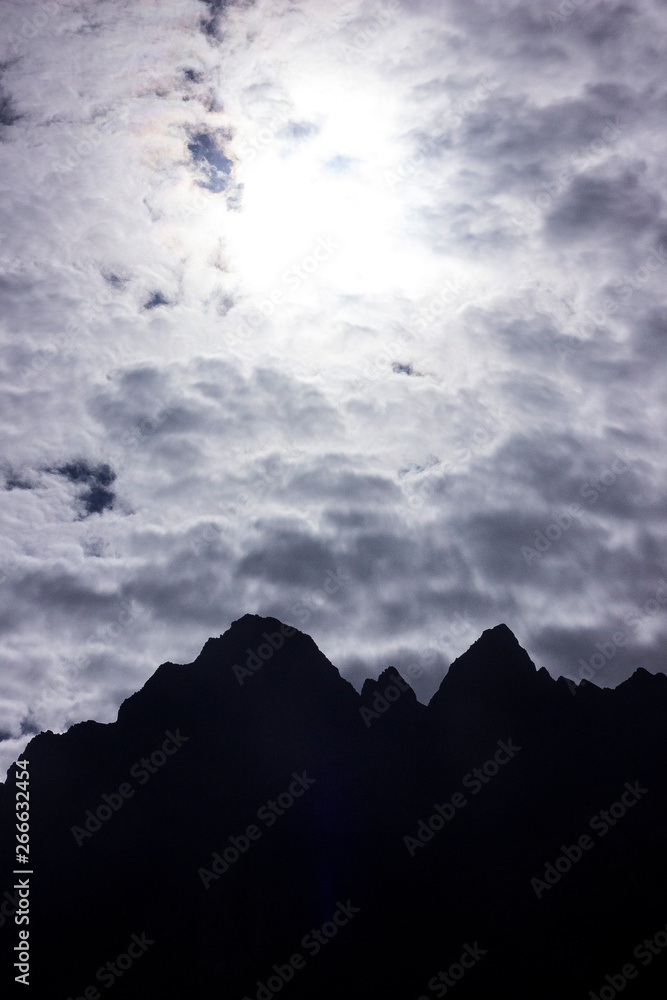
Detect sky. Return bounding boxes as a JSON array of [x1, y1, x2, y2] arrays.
[[1, 0, 666, 776]]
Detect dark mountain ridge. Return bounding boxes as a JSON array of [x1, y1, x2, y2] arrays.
[[1, 615, 666, 998]]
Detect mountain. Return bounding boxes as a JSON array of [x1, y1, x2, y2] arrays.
[[1, 615, 666, 999]]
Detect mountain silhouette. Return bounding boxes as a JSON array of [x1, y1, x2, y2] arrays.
[[1, 615, 666, 998]]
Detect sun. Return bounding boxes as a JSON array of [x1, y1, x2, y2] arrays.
[[224, 70, 438, 304]]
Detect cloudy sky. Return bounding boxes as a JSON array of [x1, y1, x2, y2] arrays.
[[1, 0, 666, 775]]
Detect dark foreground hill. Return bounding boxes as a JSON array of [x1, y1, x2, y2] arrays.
[[1, 615, 666, 998]]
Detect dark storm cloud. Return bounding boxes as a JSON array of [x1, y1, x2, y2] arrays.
[[232, 508, 490, 648], [122, 560, 235, 627], [457, 92, 627, 174], [481, 431, 638, 510], [87, 359, 340, 469], [7, 569, 128, 625], [444, 432, 661, 589], [632, 309, 667, 364], [545, 169, 663, 243], [285, 462, 400, 504], [453, 506, 582, 584], [236, 530, 339, 587]]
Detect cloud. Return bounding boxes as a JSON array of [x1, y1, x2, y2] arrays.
[[545, 168, 663, 243], [0, 0, 666, 776]]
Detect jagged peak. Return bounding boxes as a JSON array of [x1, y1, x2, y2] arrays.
[[442, 623, 535, 681], [360, 665, 415, 700], [617, 665, 667, 693]]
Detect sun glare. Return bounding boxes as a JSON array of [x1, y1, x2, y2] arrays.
[[225, 74, 436, 303]]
